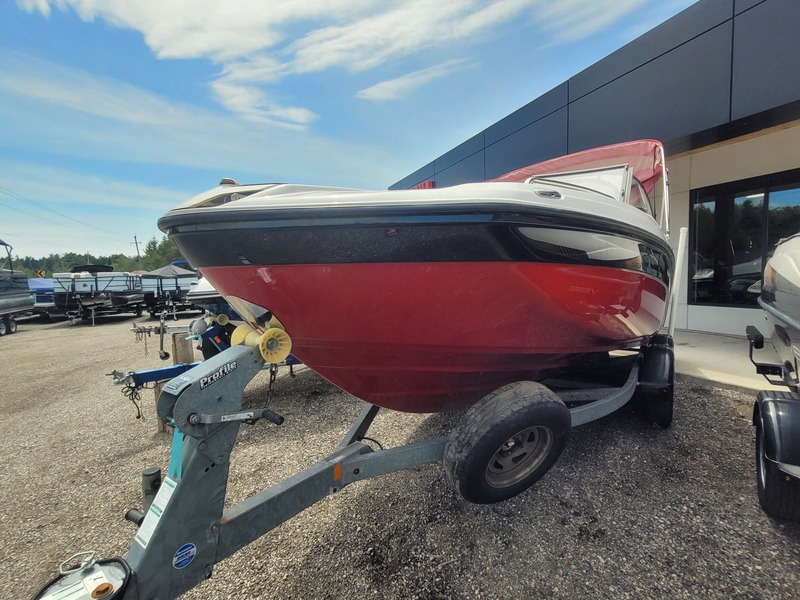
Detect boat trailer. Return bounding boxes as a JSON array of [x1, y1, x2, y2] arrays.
[[34, 335, 674, 599], [745, 325, 800, 521]]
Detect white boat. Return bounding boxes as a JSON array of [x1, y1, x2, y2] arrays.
[[53, 265, 144, 320]]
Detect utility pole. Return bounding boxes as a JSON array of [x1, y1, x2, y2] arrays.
[[132, 235, 141, 266]]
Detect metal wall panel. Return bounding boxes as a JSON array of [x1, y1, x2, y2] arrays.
[[732, 0, 800, 119], [735, 0, 766, 13], [569, 23, 732, 153], [485, 84, 568, 146], [485, 109, 568, 180], [433, 151, 485, 187], [435, 132, 484, 172], [569, 0, 733, 101], [389, 162, 435, 190]]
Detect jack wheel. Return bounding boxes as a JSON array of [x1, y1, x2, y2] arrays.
[[444, 381, 570, 504], [756, 418, 800, 521]]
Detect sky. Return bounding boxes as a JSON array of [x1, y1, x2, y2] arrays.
[[0, 0, 697, 260]]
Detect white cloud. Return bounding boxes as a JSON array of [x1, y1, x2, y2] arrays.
[[16, 0, 653, 124], [356, 60, 473, 102], [0, 52, 400, 188], [15, 0, 577, 122], [532, 0, 648, 43], [0, 161, 187, 256], [289, 0, 532, 74], [0, 52, 193, 127], [0, 161, 187, 210]]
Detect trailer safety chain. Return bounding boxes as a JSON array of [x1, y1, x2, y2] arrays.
[[267, 363, 279, 403], [122, 382, 147, 421], [132, 325, 153, 356]]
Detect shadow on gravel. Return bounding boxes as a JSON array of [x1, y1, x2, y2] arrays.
[[227, 381, 800, 600]]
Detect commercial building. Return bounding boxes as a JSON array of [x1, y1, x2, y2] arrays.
[[391, 0, 800, 336]]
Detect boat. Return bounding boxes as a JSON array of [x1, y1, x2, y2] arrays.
[[27, 277, 58, 319], [0, 239, 35, 334], [746, 233, 800, 521], [141, 263, 199, 317], [53, 265, 144, 320], [158, 140, 674, 413]]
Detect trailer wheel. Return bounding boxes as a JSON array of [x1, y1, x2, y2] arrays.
[[756, 418, 800, 521], [0, 319, 7, 336], [444, 381, 570, 504], [7, 317, 17, 334]]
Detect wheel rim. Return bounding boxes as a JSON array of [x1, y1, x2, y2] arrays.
[[486, 426, 553, 488]]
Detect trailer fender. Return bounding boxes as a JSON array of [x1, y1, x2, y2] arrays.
[[636, 334, 675, 427], [638, 334, 675, 396], [753, 391, 800, 466]]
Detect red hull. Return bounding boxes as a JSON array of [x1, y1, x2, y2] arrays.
[[205, 263, 667, 412]]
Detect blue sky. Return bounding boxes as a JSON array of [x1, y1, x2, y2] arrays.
[[0, 0, 696, 259]]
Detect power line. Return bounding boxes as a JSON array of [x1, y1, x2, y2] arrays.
[[0, 199, 69, 227], [0, 184, 132, 243], [0, 230, 86, 253]]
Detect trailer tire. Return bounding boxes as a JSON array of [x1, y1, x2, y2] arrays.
[[0, 319, 7, 336], [444, 381, 570, 504], [7, 317, 17, 334], [756, 417, 800, 521]]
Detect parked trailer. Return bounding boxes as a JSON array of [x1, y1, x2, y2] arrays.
[[53, 266, 145, 324], [33, 333, 674, 599]]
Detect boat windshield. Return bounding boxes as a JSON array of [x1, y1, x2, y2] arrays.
[[198, 190, 261, 208], [629, 177, 654, 216], [527, 165, 628, 202], [528, 166, 655, 217]]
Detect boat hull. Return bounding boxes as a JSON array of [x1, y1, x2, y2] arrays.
[[205, 262, 667, 412], [759, 235, 800, 379], [0, 271, 34, 317]]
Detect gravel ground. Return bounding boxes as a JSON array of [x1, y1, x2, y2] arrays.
[[2, 315, 799, 599]]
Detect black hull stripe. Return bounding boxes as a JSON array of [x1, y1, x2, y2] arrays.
[[162, 210, 673, 287]]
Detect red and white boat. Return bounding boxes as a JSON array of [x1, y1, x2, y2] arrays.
[[31, 141, 679, 600], [158, 140, 674, 413]]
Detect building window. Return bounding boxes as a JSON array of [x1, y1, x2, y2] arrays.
[[690, 168, 800, 307]]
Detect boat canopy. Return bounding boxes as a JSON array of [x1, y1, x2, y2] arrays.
[[142, 264, 197, 278], [490, 139, 669, 237], [489, 139, 666, 194]]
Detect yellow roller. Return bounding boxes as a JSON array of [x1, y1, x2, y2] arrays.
[[267, 315, 285, 330], [258, 327, 292, 363], [231, 324, 262, 347], [215, 314, 230, 326]]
